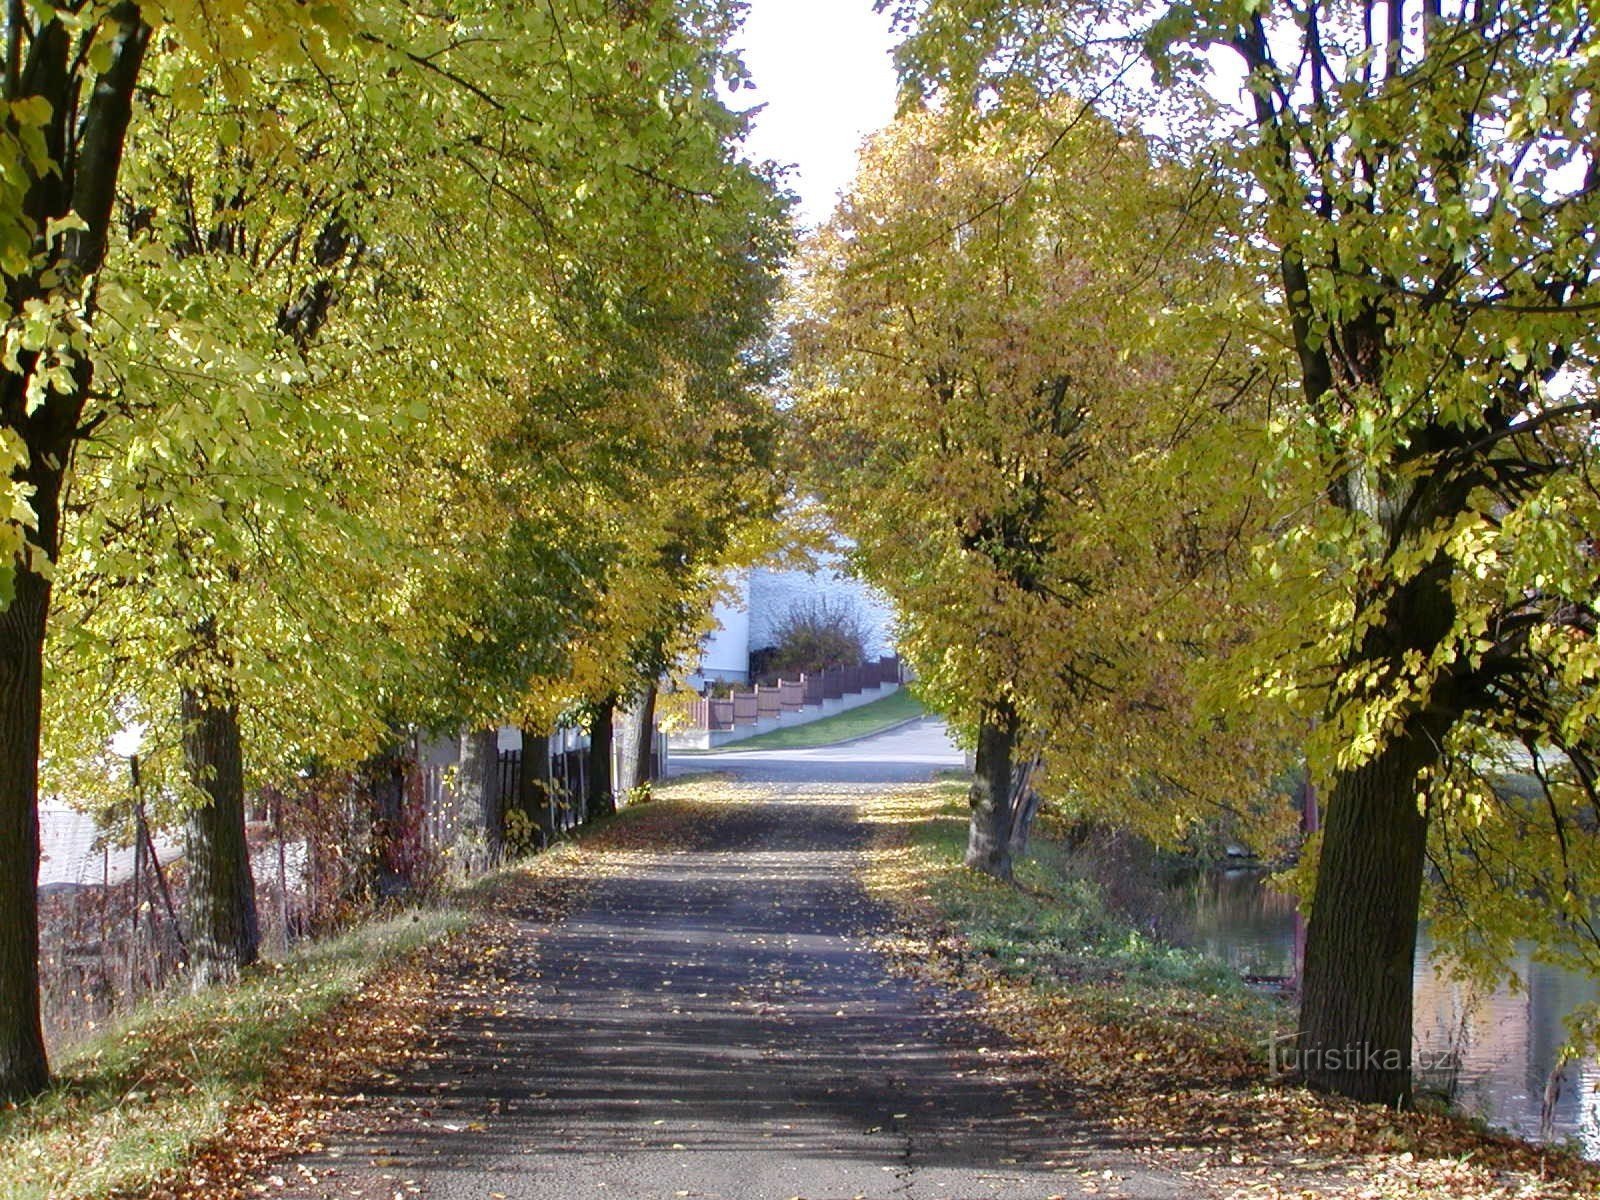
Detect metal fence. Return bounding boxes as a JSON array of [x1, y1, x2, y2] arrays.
[[494, 729, 665, 845], [36, 720, 664, 1053]]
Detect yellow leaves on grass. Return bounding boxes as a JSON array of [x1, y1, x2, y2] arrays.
[[858, 785, 1600, 1200]]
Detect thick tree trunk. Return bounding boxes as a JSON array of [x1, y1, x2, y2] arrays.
[[518, 729, 556, 846], [458, 728, 501, 871], [1296, 726, 1437, 1106], [368, 744, 409, 897], [965, 699, 1020, 881], [586, 698, 616, 822], [1295, 536, 1457, 1106], [0, 3, 150, 1098], [612, 687, 658, 797], [0, 572, 51, 1100], [182, 687, 260, 990], [632, 686, 659, 787]]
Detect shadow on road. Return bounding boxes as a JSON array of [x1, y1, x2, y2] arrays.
[[272, 789, 1184, 1200]]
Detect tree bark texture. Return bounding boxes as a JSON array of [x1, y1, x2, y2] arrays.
[[0, 571, 50, 1100], [518, 729, 556, 846], [964, 699, 1020, 881], [1296, 542, 1457, 1105], [458, 728, 501, 871], [182, 687, 261, 990], [586, 698, 616, 822], [1297, 727, 1437, 1106], [613, 687, 658, 796], [1004, 756, 1043, 865]]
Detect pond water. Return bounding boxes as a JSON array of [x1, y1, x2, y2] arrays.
[[1172, 868, 1600, 1158]]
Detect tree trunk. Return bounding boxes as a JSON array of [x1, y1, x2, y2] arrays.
[[613, 687, 658, 797], [1296, 725, 1437, 1106], [965, 699, 1020, 880], [1005, 756, 1043, 864], [368, 744, 409, 897], [182, 686, 260, 990], [613, 702, 639, 798], [458, 728, 501, 871], [0, 571, 51, 1100], [632, 686, 659, 787], [586, 698, 616, 822], [518, 729, 556, 846], [0, 3, 150, 1099]]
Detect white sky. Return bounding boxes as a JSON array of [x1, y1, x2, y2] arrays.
[[730, 0, 901, 229]]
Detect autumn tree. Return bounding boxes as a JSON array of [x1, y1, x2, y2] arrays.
[[889, 0, 1600, 1105], [5, 0, 787, 1096], [792, 100, 1278, 881], [0, 0, 367, 1104]]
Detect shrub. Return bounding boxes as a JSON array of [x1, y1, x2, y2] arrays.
[[766, 597, 868, 677]]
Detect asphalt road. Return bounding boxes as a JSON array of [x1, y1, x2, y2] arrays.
[[270, 726, 1185, 1200]]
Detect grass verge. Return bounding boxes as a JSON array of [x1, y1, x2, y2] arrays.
[[860, 780, 1600, 1199], [697, 688, 923, 753], [0, 907, 468, 1200]]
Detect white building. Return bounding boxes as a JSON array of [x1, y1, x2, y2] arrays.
[[693, 557, 897, 685]]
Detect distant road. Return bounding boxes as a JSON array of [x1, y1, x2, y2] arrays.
[[668, 716, 966, 785]]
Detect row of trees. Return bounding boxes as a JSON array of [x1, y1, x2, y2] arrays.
[[797, 0, 1600, 1108], [0, 0, 787, 1100]]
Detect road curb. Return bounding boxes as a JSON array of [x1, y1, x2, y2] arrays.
[[688, 713, 932, 756]]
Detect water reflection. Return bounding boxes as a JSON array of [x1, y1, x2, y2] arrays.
[[1173, 868, 1600, 1158]]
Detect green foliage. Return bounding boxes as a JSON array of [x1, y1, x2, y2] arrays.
[[791, 97, 1294, 850], [30, 0, 790, 813], [502, 808, 542, 860], [0, 0, 791, 1103]]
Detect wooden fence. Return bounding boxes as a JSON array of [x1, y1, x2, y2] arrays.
[[689, 655, 901, 732]]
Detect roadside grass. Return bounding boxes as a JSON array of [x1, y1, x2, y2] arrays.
[[863, 780, 1279, 1051], [0, 907, 467, 1200], [696, 688, 924, 753], [0, 791, 707, 1200], [861, 781, 1600, 1199]]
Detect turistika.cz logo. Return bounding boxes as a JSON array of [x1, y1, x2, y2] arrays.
[[1263, 1031, 1461, 1076]]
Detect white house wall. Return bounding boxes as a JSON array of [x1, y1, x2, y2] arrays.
[[748, 560, 897, 659], [689, 557, 899, 684], [699, 577, 753, 680]]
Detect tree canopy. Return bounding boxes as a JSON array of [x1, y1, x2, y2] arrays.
[[0, 0, 787, 1098], [884, 0, 1600, 1103], [792, 97, 1291, 879]]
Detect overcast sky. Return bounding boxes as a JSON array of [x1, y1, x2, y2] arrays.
[[729, 0, 901, 229]]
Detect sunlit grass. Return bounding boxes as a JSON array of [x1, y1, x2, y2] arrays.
[[860, 782, 1600, 1198], [0, 906, 467, 1200], [861, 780, 1277, 1039], [690, 688, 924, 752]]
